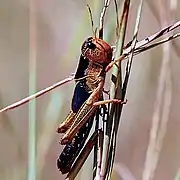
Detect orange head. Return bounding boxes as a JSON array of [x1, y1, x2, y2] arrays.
[[81, 37, 112, 66]]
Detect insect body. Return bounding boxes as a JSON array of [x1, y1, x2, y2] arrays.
[[57, 36, 113, 174], [61, 37, 112, 143]]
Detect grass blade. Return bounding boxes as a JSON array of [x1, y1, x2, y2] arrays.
[[28, 0, 37, 179]]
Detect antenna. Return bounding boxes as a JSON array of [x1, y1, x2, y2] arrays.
[[87, 4, 96, 37]]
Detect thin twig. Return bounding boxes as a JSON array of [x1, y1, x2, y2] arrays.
[[106, 21, 180, 71], [95, 130, 103, 180], [133, 32, 180, 55], [113, 0, 120, 38], [104, 0, 131, 179], [124, 20, 180, 53], [99, 0, 111, 39], [107, 0, 144, 178], [0, 75, 74, 113]]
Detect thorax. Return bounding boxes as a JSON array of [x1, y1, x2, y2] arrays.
[[85, 61, 105, 91]]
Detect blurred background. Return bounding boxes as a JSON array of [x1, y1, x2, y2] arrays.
[[0, 0, 180, 180]]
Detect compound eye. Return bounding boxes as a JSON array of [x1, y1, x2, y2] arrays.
[[87, 42, 96, 50], [87, 37, 93, 41]]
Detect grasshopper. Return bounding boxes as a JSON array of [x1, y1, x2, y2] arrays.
[[57, 37, 113, 143], [56, 36, 124, 174]]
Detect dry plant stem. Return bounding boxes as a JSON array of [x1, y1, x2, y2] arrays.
[[107, 0, 131, 145], [107, 32, 180, 71], [106, 19, 180, 71], [123, 21, 180, 54], [142, 2, 172, 179], [100, 0, 131, 179], [99, 0, 111, 39], [0, 75, 74, 113], [125, 18, 180, 53], [124, 20, 180, 52], [124, 0, 144, 74], [92, 1, 112, 179], [113, 0, 120, 38], [107, 1, 144, 179], [65, 131, 99, 180], [95, 130, 103, 180], [108, 20, 180, 70], [140, 0, 180, 58], [92, 1, 112, 178], [133, 32, 180, 55], [106, 31, 180, 72]]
